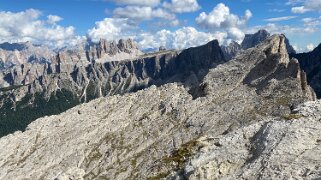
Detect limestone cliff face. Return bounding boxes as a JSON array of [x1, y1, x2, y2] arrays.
[[0, 39, 225, 136], [0, 35, 318, 180], [292, 44, 321, 98]]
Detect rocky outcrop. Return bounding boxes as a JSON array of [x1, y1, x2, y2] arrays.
[[221, 41, 242, 61], [173, 100, 321, 179], [0, 39, 225, 137], [0, 34, 317, 180], [159, 46, 167, 51], [241, 29, 271, 50], [222, 30, 296, 60], [85, 39, 142, 61], [292, 44, 321, 98]]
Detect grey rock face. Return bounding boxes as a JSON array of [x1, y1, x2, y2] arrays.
[[285, 37, 297, 55], [241, 29, 271, 50], [0, 35, 317, 180], [222, 30, 269, 61], [221, 41, 242, 61], [292, 44, 321, 98], [176, 102, 321, 179], [222, 30, 296, 61], [0, 42, 54, 69]]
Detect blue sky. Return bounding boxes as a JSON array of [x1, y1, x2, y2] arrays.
[[0, 0, 321, 51]]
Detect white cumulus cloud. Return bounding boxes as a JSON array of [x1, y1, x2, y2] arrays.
[[47, 15, 63, 24], [195, 3, 252, 43], [113, 6, 176, 22], [306, 43, 315, 51], [0, 9, 79, 48], [163, 0, 201, 13], [87, 18, 138, 42], [138, 27, 227, 50], [87, 18, 225, 50]]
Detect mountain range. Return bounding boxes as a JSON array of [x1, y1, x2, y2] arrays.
[[0, 33, 320, 179], [1, 29, 321, 137]]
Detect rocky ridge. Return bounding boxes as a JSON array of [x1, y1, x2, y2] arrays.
[[0, 39, 225, 137], [0, 34, 318, 180], [241, 29, 271, 50], [222, 29, 296, 60]]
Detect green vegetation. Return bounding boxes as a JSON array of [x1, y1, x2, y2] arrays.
[[146, 139, 200, 180], [147, 172, 170, 180], [0, 89, 80, 137], [275, 96, 291, 106], [162, 139, 199, 169], [282, 114, 304, 120], [86, 80, 98, 101], [0, 84, 30, 92]]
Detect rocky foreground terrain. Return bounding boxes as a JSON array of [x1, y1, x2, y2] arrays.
[[0, 34, 320, 179]]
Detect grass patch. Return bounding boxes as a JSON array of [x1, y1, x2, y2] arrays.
[[147, 172, 170, 180], [283, 114, 304, 120], [275, 97, 291, 106], [162, 139, 200, 170]]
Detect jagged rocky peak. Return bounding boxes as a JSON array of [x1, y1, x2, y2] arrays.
[[84, 38, 142, 61], [222, 29, 297, 60], [221, 30, 270, 61], [204, 34, 316, 106], [92, 38, 139, 52], [242, 29, 296, 54], [264, 34, 290, 64], [221, 41, 242, 60], [119, 39, 137, 50], [241, 29, 271, 49]]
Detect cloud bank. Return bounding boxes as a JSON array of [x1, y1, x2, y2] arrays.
[[0, 9, 81, 48]]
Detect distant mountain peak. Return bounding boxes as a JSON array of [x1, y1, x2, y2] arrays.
[[241, 29, 271, 49], [222, 29, 296, 60]]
